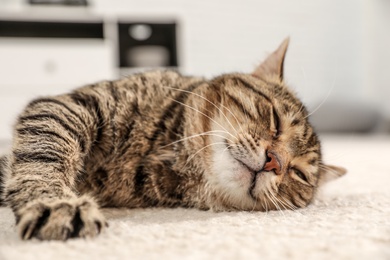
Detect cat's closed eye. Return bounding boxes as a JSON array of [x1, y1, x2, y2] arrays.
[[271, 108, 281, 139], [292, 168, 309, 184]]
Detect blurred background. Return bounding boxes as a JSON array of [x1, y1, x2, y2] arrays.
[[0, 0, 389, 142]]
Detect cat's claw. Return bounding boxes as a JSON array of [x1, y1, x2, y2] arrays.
[[16, 196, 107, 240]]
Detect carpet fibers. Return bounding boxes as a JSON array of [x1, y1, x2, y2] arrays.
[[0, 135, 389, 260]]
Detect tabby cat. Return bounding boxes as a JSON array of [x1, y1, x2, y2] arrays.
[[0, 38, 346, 240]]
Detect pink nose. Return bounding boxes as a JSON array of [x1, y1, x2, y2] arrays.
[[263, 152, 281, 175]]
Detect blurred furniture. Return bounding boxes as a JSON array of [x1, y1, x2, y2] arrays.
[[0, 13, 178, 140], [29, 0, 88, 6]]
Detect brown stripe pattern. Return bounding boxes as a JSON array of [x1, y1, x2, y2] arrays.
[[0, 68, 336, 240]]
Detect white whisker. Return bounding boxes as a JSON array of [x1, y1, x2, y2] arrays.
[[265, 192, 277, 211], [295, 103, 306, 119], [219, 103, 245, 134], [168, 97, 238, 141], [221, 144, 238, 155], [279, 194, 301, 214], [319, 165, 344, 177], [278, 190, 301, 212], [161, 130, 235, 148], [268, 190, 285, 215], [304, 72, 337, 119], [182, 141, 226, 169], [267, 189, 287, 220], [264, 197, 270, 213], [278, 193, 299, 211], [250, 198, 258, 213], [261, 197, 267, 213], [163, 86, 242, 135]]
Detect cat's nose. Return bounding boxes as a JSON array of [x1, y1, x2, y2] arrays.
[[263, 152, 281, 175]]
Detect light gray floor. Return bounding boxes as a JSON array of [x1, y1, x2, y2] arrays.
[[0, 135, 389, 260]]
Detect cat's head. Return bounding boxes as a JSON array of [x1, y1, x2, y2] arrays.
[[193, 38, 346, 211]]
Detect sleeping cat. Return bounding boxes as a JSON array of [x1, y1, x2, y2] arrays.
[[0, 38, 346, 240]]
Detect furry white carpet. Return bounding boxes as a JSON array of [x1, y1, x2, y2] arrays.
[[0, 135, 389, 260]]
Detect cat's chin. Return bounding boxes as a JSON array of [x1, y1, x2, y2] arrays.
[[209, 156, 278, 210], [208, 137, 281, 210], [209, 147, 261, 209]]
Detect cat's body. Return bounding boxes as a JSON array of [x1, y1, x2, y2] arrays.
[[0, 39, 345, 240]]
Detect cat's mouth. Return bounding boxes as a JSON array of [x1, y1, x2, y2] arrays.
[[235, 158, 262, 200], [235, 157, 277, 201], [248, 175, 258, 200]]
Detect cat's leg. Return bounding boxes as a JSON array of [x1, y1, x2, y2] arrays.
[[4, 92, 110, 240]]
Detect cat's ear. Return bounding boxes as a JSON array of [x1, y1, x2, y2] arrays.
[[317, 165, 347, 186], [252, 37, 290, 80]]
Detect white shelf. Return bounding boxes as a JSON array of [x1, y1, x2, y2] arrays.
[[0, 13, 117, 140]]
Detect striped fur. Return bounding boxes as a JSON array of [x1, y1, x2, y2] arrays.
[[0, 39, 346, 240]]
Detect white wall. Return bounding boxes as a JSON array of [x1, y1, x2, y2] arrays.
[[91, 0, 365, 105], [0, 0, 389, 138], [362, 0, 390, 117]]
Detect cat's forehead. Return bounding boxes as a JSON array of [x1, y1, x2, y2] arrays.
[[216, 74, 298, 102], [216, 74, 308, 119], [215, 73, 321, 154]]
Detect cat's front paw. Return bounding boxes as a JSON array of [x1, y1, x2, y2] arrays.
[[16, 196, 107, 240]]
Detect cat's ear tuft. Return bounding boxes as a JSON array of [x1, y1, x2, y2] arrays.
[[252, 37, 290, 80], [317, 165, 347, 186]]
